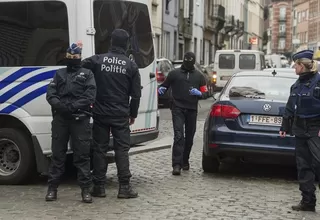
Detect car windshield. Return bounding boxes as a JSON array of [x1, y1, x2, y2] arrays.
[[224, 76, 297, 101]]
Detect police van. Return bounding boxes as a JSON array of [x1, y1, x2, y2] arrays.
[[0, 0, 159, 184]]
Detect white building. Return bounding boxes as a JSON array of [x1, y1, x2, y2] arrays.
[[247, 0, 264, 50], [192, 0, 204, 63], [148, 0, 163, 58]]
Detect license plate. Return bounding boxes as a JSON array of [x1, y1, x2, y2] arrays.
[[221, 76, 231, 80], [248, 115, 282, 126]]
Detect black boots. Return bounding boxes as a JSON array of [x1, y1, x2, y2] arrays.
[[45, 187, 92, 203], [172, 165, 181, 175], [81, 188, 92, 203], [45, 188, 57, 201], [117, 184, 138, 199], [182, 164, 190, 171], [91, 185, 106, 198], [292, 201, 315, 212]]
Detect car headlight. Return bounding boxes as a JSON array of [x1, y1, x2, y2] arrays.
[[212, 75, 217, 78]]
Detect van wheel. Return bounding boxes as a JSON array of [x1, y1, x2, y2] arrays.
[[202, 151, 220, 173], [0, 128, 36, 185]]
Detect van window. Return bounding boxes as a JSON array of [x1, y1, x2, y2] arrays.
[[93, 0, 155, 68], [239, 54, 256, 69], [260, 55, 266, 69], [218, 54, 235, 69], [0, 1, 69, 66]]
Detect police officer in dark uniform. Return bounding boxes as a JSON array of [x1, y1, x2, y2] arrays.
[[158, 52, 208, 175], [81, 29, 141, 199], [45, 42, 96, 203], [280, 49, 320, 212]]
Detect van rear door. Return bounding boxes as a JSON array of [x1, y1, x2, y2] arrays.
[[90, 0, 158, 140]]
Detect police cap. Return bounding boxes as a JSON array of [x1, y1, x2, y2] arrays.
[[292, 49, 314, 62]]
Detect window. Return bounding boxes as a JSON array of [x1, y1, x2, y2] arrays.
[[278, 39, 285, 49], [279, 7, 286, 20], [0, 1, 69, 66], [297, 12, 301, 23], [239, 54, 256, 69], [279, 24, 286, 32], [218, 54, 235, 69], [165, 0, 170, 12], [225, 76, 296, 102], [93, 0, 155, 68], [194, 38, 197, 58], [162, 31, 170, 58]]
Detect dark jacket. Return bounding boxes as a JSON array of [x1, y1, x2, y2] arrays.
[[281, 72, 320, 137], [46, 66, 96, 115], [81, 47, 141, 118], [161, 66, 207, 110]]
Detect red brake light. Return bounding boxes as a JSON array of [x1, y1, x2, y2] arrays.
[[210, 104, 240, 119]]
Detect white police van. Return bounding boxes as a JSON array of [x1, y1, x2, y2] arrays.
[[0, 0, 159, 184]]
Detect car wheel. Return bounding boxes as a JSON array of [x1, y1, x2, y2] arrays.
[[0, 128, 36, 185], [202, 151, 220, 173]]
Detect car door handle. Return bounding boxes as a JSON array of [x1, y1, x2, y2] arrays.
[[149, 72, 155, 79]]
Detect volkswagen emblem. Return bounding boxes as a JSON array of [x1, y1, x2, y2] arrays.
[[263, 103, 271, 112]]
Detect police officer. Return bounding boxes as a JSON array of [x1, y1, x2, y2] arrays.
[[158, 52, 208, 175], [45, 42, 96, 203], [280, 49, 320, 212], [81, 29, 141, 199]]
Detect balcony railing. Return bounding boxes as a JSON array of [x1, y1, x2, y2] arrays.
[[278, 31, 286, 38], [279, 16, 286, 22]]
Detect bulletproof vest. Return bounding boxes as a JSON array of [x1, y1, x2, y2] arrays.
[[290, 73, 320, 118]]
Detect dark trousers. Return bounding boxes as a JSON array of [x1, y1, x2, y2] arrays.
[[171, 106, 197, 167], [91, 115, 132, 186], [295, 136, 320, 205], [48, 115, 92, 189]]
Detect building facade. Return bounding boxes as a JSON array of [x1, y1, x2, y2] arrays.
[[268, 0, 293, 54], [162, 0, 179, 60], [149, 0, 163, 58], [308, 0, 320, 50], [247, 0, 265, 50], [292, 0, 309, 52], [192, 0, 204, 64], [203, 0, 225, 65]]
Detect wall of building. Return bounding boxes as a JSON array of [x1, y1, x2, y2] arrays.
[[294, 0, 309, 51], [162, 0, 179, 60], [308, 0, 320, 50], [149, 0, 163, 58], [269, 0, 293, 54], [247, 0, 264, 50], [192, 0, 204, 63]]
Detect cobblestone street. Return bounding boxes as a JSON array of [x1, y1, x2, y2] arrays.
[[0, 100, 319, 220]]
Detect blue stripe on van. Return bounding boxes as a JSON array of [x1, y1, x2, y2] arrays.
[[0, 84, 48, 114], [0, 70, 55, 103], [0, 67, 43, 91]]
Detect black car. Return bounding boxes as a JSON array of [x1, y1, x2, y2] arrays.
[[202, 70, 298, 173]]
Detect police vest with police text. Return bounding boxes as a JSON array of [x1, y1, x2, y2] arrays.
[[291, 73, 320, 118]]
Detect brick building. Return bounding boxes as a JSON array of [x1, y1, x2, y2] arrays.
[[308, 0, 320, 50], [269, 0, 293, 54], [292, 0, 309, 51]]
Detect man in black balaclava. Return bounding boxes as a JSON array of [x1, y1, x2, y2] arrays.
[[46, 42, 96, 203], [158, 52, 208, 175], [82, 29, 141, 199]]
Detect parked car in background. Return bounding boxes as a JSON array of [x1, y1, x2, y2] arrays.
[[202, 70, 298, 173], [172, 60, 214, 98], [156, 58, 175, 107]]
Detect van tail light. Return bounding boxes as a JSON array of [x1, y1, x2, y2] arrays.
[[212, 71, 217, 84], [210, 104, 240, 119]]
